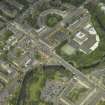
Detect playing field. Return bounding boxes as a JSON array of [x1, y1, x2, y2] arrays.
[[61, 44, 76, 55]]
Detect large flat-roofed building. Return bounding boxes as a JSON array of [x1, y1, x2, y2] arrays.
[[73, 31, 88, 45], [69, 24, 100, 54]]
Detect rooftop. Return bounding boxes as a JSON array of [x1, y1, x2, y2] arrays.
[[69, 23, 100, 54]]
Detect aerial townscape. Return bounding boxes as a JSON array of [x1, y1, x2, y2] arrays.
[[0, 0, 105, 105]]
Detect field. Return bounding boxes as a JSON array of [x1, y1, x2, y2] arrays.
[[67, 86, 88, 103], [61, 0, 86, 7], [28, 71, 45, 101], [97, 100, 105, 105], [46, 14, 62, 27], [0, 30, 13, 50], [64, 83, 89, 104], [61, 43, 76, 55]]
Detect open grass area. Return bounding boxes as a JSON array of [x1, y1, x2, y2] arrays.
[[0, 30, 13, 50], [0, 30, 13, 41], [29, 73, 45, 101], [61, 43, 76, 55], [97, 100, 105, 105], [65, 84, 88, 104], [67, 87, 87, 102], [46, 14, 62, 27]]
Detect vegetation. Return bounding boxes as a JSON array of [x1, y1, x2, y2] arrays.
[[15, 48, 24, 57], [100, 0, 105, 3], [0, 41, 5, 49], [46, 14, 62, 27], [25, 9, 40, 29], [67, 87, 88, 103], [61, 43, 76, 55], [0, 30, 14, 61], [0, 30, 13, 50], [16, 67, 46, 105], [97, 100, 105, 105], [34, 51, 41, 60], [7, 87, 21, 105], [4, 30, 13, 40], [0, 30, 13, 41]]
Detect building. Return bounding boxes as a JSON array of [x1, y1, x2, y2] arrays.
[[69, 24, 100, 54]]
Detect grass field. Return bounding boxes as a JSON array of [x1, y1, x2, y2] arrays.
[[68, 87, 87, 102], [66, 85, 88, 103], [29, 73, 45, 101], [61, 44, 76, 55], [46, 14, 62, 27]]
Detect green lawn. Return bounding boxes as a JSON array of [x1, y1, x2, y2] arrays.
[[97, 100, 105, 105], [54, 71, 62, 81], [100, 0, 105, 3], [0, 30, 13, 41], [4, 30, 13, 40], [29, 73, 45, 101], [46, 14, 62, 27], [61, 44, 76, 55], [0, 41, 5, 49], [67, 86, 88, 103]]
